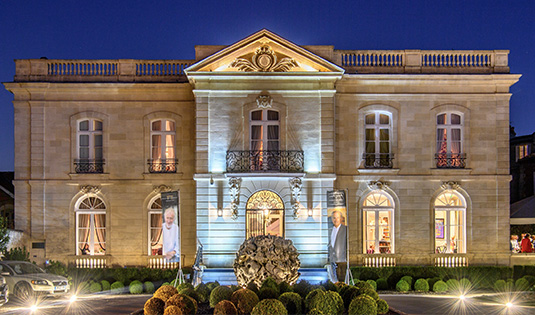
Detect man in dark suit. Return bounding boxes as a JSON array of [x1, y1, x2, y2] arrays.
[[329, 210, 347, 282]]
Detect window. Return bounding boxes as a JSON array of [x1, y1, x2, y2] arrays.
[[249, 110, 280, 171], [364, 112, 392, 168], [148, 196, 163, 256], [75, 119, 104, 173], [516, 144, 530, 161], [149, 119, 177, 173], [436, 113, 465, 168], [76, 196, 106, 255], [434, 191, 466, 254], [363, 191, 394, 254], [246, 190, 284, 239]]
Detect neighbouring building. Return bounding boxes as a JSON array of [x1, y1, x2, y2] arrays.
[[3, 29, 520, 269], [510, 130, 535, 226]]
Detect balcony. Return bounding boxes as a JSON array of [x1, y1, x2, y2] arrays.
[[363, 153, 394, 169], [148, 159, 178, 173], [435, 153, 466, 169], [74, 159, 105, 173], [226, 150, 304, 173]]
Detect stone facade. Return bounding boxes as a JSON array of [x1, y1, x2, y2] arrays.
[[3, 29, 520, 268]]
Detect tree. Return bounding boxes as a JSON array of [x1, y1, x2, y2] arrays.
[[0, 217, 10, 254]]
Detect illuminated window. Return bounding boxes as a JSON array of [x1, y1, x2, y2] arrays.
[[76, 119, 103, 173], [76, 196, 106, 256], [148, 196, 163, 256], [364, 112, 392, 168], [516, 144, 530, 161], [249, 110, 280, 171], [246, 190, 284, 238], [436, 113, 464, 168], [363, 191, 394, 254], [150, 119, 177, 172], [434, 190, 466, 254]]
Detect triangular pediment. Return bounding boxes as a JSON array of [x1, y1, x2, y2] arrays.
[[185, 29, 344, 74]]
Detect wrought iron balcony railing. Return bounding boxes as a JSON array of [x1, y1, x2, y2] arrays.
[[363, 153, 394, 169], [435, 153, 466, 168], [148, 159, 178, 173], [226, 150, 304, 173], [74, 159, 105, 173]]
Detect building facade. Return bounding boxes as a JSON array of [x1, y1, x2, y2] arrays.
[[3, 30, 520, 268]]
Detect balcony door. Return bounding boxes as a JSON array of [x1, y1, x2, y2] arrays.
[[246, 190, 284, 239], [250, 110, 279, 171]]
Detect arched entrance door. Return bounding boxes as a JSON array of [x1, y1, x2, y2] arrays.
[[246, 190, 284, 239]]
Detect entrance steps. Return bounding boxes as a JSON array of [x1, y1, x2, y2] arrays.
[[200, 268, 329, 285]]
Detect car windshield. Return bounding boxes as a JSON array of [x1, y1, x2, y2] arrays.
[[6, 263, 45, 275]]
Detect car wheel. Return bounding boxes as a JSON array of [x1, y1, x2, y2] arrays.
[[14, 282, 34, 303]]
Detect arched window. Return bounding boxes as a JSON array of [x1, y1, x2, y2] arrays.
[[434, 190, 466, 254], [76, 119, 103, 173], [148, 196, 163, 256], [246, 190, 284, 238], [363, 191, 394, 254], [149, 119, 177, 173], [250, 109, 280, 171], [364, 112, 392, 168], [436, 113, 464, 168], [76, 196, 106, 255]]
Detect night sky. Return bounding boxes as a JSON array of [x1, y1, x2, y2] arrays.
[[0, 0, 533, 171]]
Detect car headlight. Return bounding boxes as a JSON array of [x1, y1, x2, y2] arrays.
[[31, 280, 49, 286]]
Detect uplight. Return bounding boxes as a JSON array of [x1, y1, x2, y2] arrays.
[[506, 302, 513, 308], [70, 294, 78, 303], [30, 304, 38, 312], [459, 295, 465, 301]]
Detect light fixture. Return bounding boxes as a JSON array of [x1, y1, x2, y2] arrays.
[[217, 209, 223, 217], [210, 175, 214, 185], [308, 208, 313, 217]]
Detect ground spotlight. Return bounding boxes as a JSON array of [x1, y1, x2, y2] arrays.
[[459, 295, 465, 301], [30, 304, 38, 312], [70, 294, 77, 303], [506, 302, 513, 308]]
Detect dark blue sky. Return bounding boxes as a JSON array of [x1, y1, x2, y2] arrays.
[[0, 0, 533, 171]]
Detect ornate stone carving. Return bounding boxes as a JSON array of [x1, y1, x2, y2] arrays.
[[153, 185, 173, 193], [80, 185, 100, 194], [289, 177, 302, 219], [256, 95, 272, 109], [368, 180, 388, 190], [441, 181, 460, 190], [234, 235, 300, 287], [230, 45, 298, 72], [229, 177, 242, 220]]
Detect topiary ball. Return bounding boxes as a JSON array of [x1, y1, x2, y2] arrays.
[[321, 280, 339, 292], [258, 287, 279, 300], [163, 305, 181, 315], [341, 285, 358, 310], [446, 279, 460, 292], [154, 285, 178, 302], [176, 282, 194, 291], [355, 281, 378, 300], [400, 276, 413, 289], [308, 309, 324, 315], [110, 281, 125, 294], [314, 290, 344, 315], [376, 298, 389, 315], [260, 277, 280, 295], [89, 281, 102, 293], [179, 287, 201, 302], [144, 281, 155, 294], [101, 280, 111, 291], [427, 278, 441, 291], [207, 281, 221, 291], [144, 297, 165, 315], [433, 280, 448, 293], [195, 283, 210, 303], [278, 281, 293, 295], [515, 278, 530, 291], [77, 281, 90, 294], [214, 300, 238, 315], [278, 292, 303, 315], [366, 280, 377, 291], [396, 280, 410, 292], [414, 278, 429, 292], [376, 278, 388, 291], [165, 294, 197, 315], [210, 285, 233, 308], [459, 278, 471, 290], [305, 288, 325, 311], [246, 281, 259, 294], [291, 280, 311, 298], [231, 288, 260, 315], [251, 298, 288, 315], [129, 281, 144, 294], [348, 294, 377, 315]]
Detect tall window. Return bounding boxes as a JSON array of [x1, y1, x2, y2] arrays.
[[148, 196, 163, 256], [76, 196, 106, 255], [76, 119, 103, 173], [249, 110, 280, 171], [364, 113, 392, 168], [149, 119, 177, 173], [436, 113, 464, 168], [363, 191, 394, 254], [516, 144, 530, 161], [434, 190, 466, 254], [246, 190, 284, 239]]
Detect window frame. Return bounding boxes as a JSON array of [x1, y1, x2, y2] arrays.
[[436, 112, 464, 156], [434, 190, 466, 254], [364, 111, 393, 168], [249, 109, 280, 152], [75, 196, 106, 256], [77, 118, 103, 161], [150, 119, 177, 161], [147, 195, 163, 256], [362, 190, 395, 254]]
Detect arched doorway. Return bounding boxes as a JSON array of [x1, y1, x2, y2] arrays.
[[362, 190, 394, 254], [246, 190, 284, 238], [434, 190, 466, 253]]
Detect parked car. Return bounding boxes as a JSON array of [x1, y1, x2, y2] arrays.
[[0, 275, 8, 306], [0, 261, 69, 301]]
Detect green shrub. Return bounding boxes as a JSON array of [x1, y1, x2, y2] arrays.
[[400, 276, 413, 289], [214, 300, 238, 315], [376, 298, 389, 315], [101, 280, 111, 291], [515, 278, 530, 291], [89, 281, 102, 293], [308, 309, 324, 315], [396, 280, 410, 292], [231, 288, 260, 314], [165, 294, 198, 315], [258, 287, 279, 300], [321, 280, 338, 292], [314, 290, 344, 315], [207, 281, 221, 291], [341, 285, 358, 310], [355, 281, 378, 300], [366, 279, 377, 291], [446, 279, 460, 292], [459, 278, 471, 290], [179, 287, 201, 302], [210, 285, 233, 308], [195, 282, 210, 303], [433, 280, 448, 293], [348, 294, 377, 315], [278, 281, 292, 295], [251, 299, 288, 315], [77, 281, 90, 294], [45, 260, 68, 277], [144, 297, 165, 315], [247, 281, 259, 294], [2, 246, 30, 261], [154, 285, 178, 302], [111, 281, 124, 294], [129, 280, 143, 294], [522, 275, 535, 286], [144, 281, 155, 294], [175, 282, 194, 291], [414, 278, 429, 292], [260, 277, 280, 295], [291, 280, 312, 298], [376, 278, 388, 290], [304, 288, 325, 311], [494, 279, 506, 291], [427, 277, 441, 291], [506, 279, 515, 291], [278, 292, 302, 315]]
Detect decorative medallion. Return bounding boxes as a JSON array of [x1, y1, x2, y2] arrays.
[[230, 45, 298, 72], [441, 181, 460, 190], [153, 185, 173, 193], [80, 185, 101, 194], [368, 180, 388, 190], [256, 95, 272, 109], [229, 177, 242, 220], [289, 177, 303, 219]]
